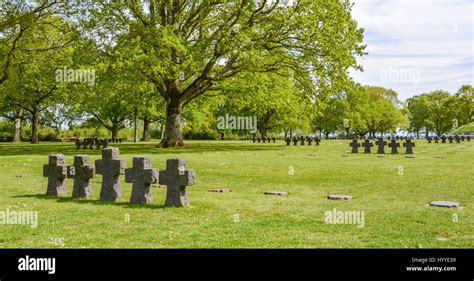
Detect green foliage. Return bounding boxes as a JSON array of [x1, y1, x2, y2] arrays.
[[454, 122, 474, 134]]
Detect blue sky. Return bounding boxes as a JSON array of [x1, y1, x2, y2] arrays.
[[349, 0, 473, 101]]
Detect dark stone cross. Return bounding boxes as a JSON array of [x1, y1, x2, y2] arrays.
[[388, 140, 400, 154], [75, 139, 81, 150], [292, 137, 298, 145], [159, 158, 196, 207], [403, 140, 415, 154], [43, 154, 68, 196], [285, 137, 291, 146], [349, 139, 360, 153], [434, 136, 439, 143], [454, 135, 460, 143], [95, 139, 101, 150], [67, 155, 95, 198], [315, 137, 321, 146], [441, 135, 447, 143], [299, 136, 305, 145], [427, 136, 432, 143], [253, 137, 256, 143], [375, 138, 387, 154], [461, 136, 465, 141], [307, 136, 313, 145], [448, 136, 453, 143], [82, 139, 89, 149], [363, 139, 373, 154], [467, 136, 471, 141], [95, 147, 126, 202], [125, 156, 159, 204], [272, 137, 276, 143]]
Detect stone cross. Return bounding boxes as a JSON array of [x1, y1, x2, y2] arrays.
[[292, 137, 298, 145], [467, 136, 471, 141], [461, 136, 465, 141], [43, 154, 68, 196], [441, 135, 447, 143], [257, 137, 261, 143], [454, 135, 460, 143], [272, 137, 276, 143], [253, 137, 256, 143], [67, 155, 95, 198], [315, 137, 320, 146], [434, 136, 439, 143], [363, 139, 373, 154], [299, 136, 305, 145], [448, 136, 453, 143], [125, 156, 159, 204], [82, 139, 89, 149], [403, 140, 415, 154], [285, 137, 291, 146], [388, 140, 400, 154], [375, 138, 387, 154], [159, 158, 196, 207], [349, 139, 360, 153], [75, 139, 81, 149], [95, 147, 126, 202], [307, 136, 313, 145], [427, 136, 432, 143]]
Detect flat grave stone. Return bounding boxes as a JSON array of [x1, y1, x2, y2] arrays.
[[327, 194, 353, 200], [434, 156, 445, 159], [429, 201, 459, 208], [264, 191, 288, 196], [208, 188, 232, 193], [405, 155, 415, 158]]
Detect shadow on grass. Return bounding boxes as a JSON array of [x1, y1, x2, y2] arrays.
[[0, 141, 286, 157], [12, 194, 166, 209]]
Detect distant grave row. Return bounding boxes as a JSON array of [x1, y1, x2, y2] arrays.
[[74, 138, 126, 150], [426, 135, 470, 143], [349, 139, 415, 154]]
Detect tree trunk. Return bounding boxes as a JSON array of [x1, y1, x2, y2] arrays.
[[142, 117, 150, 141], [30, 104, 40, 144], [133, 108, 138, 143], [13, 108, 23, 142], [159, 99, 183, 148], [111, 127, 118, 139]]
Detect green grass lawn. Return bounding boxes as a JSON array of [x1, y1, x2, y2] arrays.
[[0, 140, 472, 248]]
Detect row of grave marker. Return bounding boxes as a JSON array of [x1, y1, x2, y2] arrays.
[[350, 139, 415, 154], [426, 135, 471, 143], [74, 138, 127, 150], [43, 148, 195, 207], [285, 136, 322, 146]]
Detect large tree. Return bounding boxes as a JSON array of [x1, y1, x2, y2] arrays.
[[78, 0, 365, 147]]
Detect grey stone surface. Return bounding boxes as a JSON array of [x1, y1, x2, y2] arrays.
[[264, 191, 288, 196], [403, 140, 415, 154], [208, 188, 231, 193], [429, 201, 459, 208], [67, 155, 95, 198], [159, 158, 196, 207], [388, 140, 400, 154], [95, 147, 126, 202], [43, 154, 68, 196], [125, 156, 159, 204], [375, 138, 387, 154], [363, 139, 373, 154], [327, 194, 353, 200], [350, 139, 360, 153]]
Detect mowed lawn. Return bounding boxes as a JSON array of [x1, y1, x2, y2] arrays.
[[0, 140, 472, 248]]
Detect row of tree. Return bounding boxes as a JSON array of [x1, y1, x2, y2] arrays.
[[0, 1, 472, 145]]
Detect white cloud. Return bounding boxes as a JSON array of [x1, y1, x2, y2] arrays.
[[349, 0, 473, 101]]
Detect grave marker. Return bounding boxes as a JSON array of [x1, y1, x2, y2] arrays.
[[95, 147, 126, 202], [67, 155, 95, 198], [125, 156, 159, 204], [43, 154, 68, 196], [159, 158, 196, 207]]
